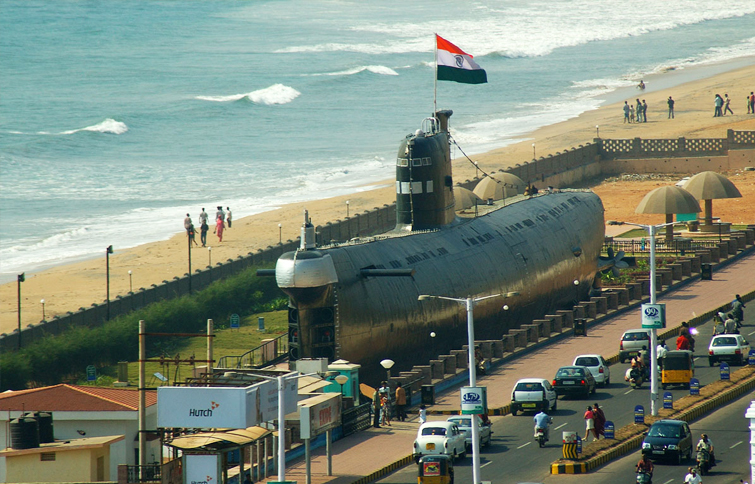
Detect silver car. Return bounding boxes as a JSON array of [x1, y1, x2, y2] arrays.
[[447, 415, 492, 448]]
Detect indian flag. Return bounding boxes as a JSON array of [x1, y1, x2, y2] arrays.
[[436, 34, 487, 85]]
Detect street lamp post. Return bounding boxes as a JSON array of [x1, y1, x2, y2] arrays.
[[473, 161, 479, 178], [187, 230, 192, 293], [335, 374, 349, 396], [128, 270, 133, 293], [346, 200, 350, 218], [380, 359, 395, 384], [208, 247, 212, 267], [573, 279, 580, 305], [17, 273, 24, 349], [418, 291, 519, 484], [278, 223, 282, 244], [532, 143, 536, 160], [608, 220, 678, 416], [106, 245, 113, 320], [41, 299, 46, 321], [596, 125, 600, 138]]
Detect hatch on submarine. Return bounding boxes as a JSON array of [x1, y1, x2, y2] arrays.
[[271, 110, 605, 382]]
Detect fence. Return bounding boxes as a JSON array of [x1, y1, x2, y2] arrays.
[[4, 131, 754, 352], [342, 401, 373, 437], [603, 238, 721, 256], [216, 333, 288, 369]]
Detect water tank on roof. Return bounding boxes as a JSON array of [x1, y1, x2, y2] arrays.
[[34, 411, 54, 443], [10, 414, 40, 449]]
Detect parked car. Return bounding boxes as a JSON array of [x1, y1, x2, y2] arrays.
[[510, 378, 557, 415], [641, 419, 693, 464], [447, 415, 492, 449], [552, 366, 596, 398], [619, 329, 652, 363], [413, 421, 467, 462], [572, 354, 611, 387], [708, 334, 751, 366]]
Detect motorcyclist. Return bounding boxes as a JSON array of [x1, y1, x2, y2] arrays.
[[533, 410, 552, 442], [697, 433, 715, 466], [724, 313, 739, 334], [475, 346, 486, 375], [636, 454, 654, 478], [732, 294, 745, 327]]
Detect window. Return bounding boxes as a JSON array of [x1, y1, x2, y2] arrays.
[[422, 427, 447, 436], [395, 181, 401, 193], [397, 157, 409, 167], [40, 453, 56, 462], [401, 182, 410, 193], [412, 158, 422, 167], [423, 157, 432, 166], [412, 181, 423, 193], [426, 180, 433, 193], [575, 357, 599, 366]]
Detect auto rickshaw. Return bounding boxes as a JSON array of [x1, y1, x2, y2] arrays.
[[661, 350, 694, 389], [418, 455, 454, 484]]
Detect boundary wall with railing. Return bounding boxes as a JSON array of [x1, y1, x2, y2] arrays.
[[3, 130, 754, 352]]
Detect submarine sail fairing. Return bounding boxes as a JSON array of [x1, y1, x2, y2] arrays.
[[274, 110, 605, 381]]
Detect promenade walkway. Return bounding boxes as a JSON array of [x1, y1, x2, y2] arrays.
[[262, 249, 755, 484]]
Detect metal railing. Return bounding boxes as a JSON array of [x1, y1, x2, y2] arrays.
[[124, 464, 161, 484], [216, 333, 288, 369], [603, 238, 722, 256], [342, 401, 372, 437]]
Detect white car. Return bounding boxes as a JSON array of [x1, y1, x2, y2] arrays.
[[510, 378, 557, 415], [573, 354, 611, 387], [708, 334, 751, 366], [413, 421, 467, 462], [447, 415, 492, 448]]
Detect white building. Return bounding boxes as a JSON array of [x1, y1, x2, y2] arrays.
[[0, 384, 158, 482]]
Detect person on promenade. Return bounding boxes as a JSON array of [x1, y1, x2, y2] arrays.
[[592, 403, 606, 439], [215, 215, 225, 242], [419, 404, 427, 424], [714, 94, 723, 117], [583, 406, 596, 441], [226, 207, 233, 228], [668, 96, 675, 119], [380, 393, 392, 426], [642, 100, 648, 122], [636, 99, 643, 122], [623, 101, 630, 123], [395, 382, 407, 422], [200, 219, 209, 247], [724, 94, 734, 115], [372, 389, 381, 428], [199, 208, 208, 227]]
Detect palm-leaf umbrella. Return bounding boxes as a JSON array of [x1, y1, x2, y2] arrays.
[[472, 173, 525, 201], [454, 186, 482, 210], [681, 171, 741, 227], [635, 186, 701, 241]]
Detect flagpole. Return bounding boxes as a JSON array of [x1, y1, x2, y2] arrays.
[[433, 33, 437, 117]]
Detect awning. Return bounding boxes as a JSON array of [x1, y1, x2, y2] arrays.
[[168, 426, 272, 451], [298, 376, 332, 393]]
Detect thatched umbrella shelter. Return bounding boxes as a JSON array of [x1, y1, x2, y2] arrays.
[[454, 186, 482, 210], [681, 171, 742, 230], [635, 186, 701, 242], [472, 173, 525, 202]]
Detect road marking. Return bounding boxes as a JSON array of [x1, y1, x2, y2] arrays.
[[662, 479, 674, 484], [555, 422, 568, 430], [624, 389, 634, 395], [748, 330, 755, 336], [517, 442, 531, 449], [730, 440, 743, 449], [481, 461, 492, 468]]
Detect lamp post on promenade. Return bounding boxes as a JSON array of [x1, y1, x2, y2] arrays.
[[380, 359, 395, 384], [40, 299, 46, 321], [596, 125, 600, 138], [608, 220, 678, 416], [17, 273, 24, 349], [418, 291, 519, 484], [532, 143, 536, 160], [278, 224, 282, 244], [187, 231, 192, 293], [106, 245, 113, 320], [128, 270, 133, 293], [346, 200, 350, 218], [208, 247, 212, 267]]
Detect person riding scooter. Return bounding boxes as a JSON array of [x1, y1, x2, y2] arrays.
[[697, 434, 715, 467], [533, 410, 552, 442], [636, 454, 654, 481]]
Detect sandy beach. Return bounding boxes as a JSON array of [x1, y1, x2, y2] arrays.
[[3, 62, 755, 336]]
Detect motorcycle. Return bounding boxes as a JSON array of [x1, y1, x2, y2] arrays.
[[696, 447, 710, 475], [635, 470, 652, 484], [534, 427, 547, 448], [629, 367, 644, 389]]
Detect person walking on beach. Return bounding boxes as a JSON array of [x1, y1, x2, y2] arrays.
[[215, 214, 225, 242], [199, 208, 208, 227], [200, 219, 209, 247], [714, 94, 723, 117], [623, 101, 630, 123], [668, 96, 675, 119], [642, 100, 648, 122], [636, 99, 643, 123], [750, 92, 755, 114], [226, 207, 232, 228], [724, 94, 734, 115], [184, 213, 193, 235], [188, 223, 199, 247]]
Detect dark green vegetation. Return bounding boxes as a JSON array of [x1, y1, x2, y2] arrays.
[[0, 265, 287, 391]]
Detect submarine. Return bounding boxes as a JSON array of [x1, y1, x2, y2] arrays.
[[273, 110, 606, 382]]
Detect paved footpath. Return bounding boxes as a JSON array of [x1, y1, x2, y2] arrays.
[[262, 250, 755, 484]]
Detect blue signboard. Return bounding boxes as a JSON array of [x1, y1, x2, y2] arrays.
[[576, 435, 582, 454], [720, 362, 730, 381], [86, 365, 96, 382], [689, 378, 700, 395], [634, 405, 645, 424], [230, 313, 240, 329], [604, 421, 615, 439], [258, 316, 265, 332], [663, 391, 673, 409], [749, 349, 755, 366]]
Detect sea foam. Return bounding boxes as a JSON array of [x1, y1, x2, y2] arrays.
[[196, 84, 301, 105]]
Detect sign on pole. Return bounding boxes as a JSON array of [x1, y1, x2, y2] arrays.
[[689, 378, 700, 395], [604, 421, 615, 439], [641, 303, 666, 329], [299, 394, 342, 439], [86, 365, 97, 382], [230, 313, 240, 329], [663, 391, 673, 409], [720, 362, 730, 381], [460, 386, 487, 415], [634, 405, 645, 423], [184, 454, 219, 484]]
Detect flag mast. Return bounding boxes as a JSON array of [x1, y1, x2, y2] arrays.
[[433, 34, 438, 118]]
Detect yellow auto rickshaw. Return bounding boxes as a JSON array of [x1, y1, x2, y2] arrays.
[[661, 350, 694, 389], [418, 455, 454, 484]]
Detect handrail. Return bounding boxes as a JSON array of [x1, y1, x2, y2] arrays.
[[216, 332, 288, 369]]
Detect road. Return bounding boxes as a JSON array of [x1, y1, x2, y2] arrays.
[[377, 313, 754, 484]]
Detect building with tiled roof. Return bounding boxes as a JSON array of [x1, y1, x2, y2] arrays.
[[0, 384, 158, 482]]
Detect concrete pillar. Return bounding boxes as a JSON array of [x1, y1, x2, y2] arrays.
[[451, 349, 468, 368], [488, 340, 504, 358], [679, 259, 692, 277], [590, 297, 608, 314], [584, 300, 597, 319], [556, 310, 574, 328], [668, 263, 683, 281], [440, 355, 457, 375], [500, 335, 515, 353], [429, 360, 444, 380], [605, 292, 619, 310]]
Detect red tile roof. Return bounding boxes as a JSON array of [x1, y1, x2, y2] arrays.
[[0, 385, 157, 412]]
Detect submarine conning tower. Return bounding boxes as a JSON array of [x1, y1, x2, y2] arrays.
[[395, 109, 455, 231]]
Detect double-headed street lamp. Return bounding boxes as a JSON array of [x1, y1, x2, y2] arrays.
[[17, 273, 25, 349], [106, 245, 113, 320], [608, 220, 679, 416], [418, 291, 519, 484]]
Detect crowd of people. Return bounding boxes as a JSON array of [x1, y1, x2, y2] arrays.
[[624, 82, 755, 122], [183, 206, 233, 247]]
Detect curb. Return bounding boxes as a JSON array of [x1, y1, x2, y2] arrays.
[[350, 455, 415, 484], [550, 462, 587, 474]]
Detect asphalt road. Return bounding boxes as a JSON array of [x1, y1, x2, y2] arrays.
[[377, 313, 753, 484]]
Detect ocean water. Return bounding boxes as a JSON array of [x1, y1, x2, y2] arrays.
[[1, 0, 754, 281]]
